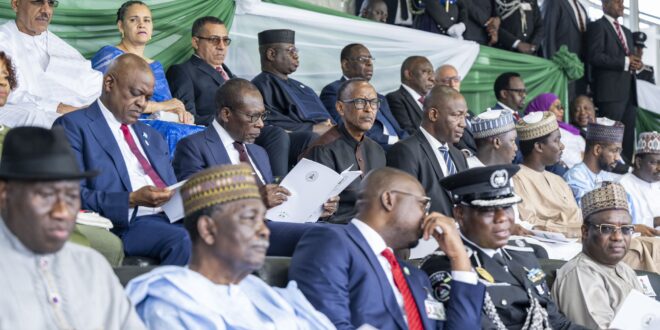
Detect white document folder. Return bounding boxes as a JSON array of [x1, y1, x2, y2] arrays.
[[266, 158, 361, 223], [609, 289, 660, 330]]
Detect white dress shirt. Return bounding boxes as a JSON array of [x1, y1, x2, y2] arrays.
[[619, 173, 660, 228], [212, 120, 265, 184], [394, 0, 413, 26], [401, 83, 424, 111], [98, 99, 160, 219], [420, 127, 451, 176], [603, 14, 631, 70], [352, 218, 477, 324]]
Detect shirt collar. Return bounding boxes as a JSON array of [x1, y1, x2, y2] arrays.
[[401, 83, 422, 101], [496, 101, 515, 112], [212, 119, 237, 150], [461, 232, 501, 258], [629, 172, 658, 189], [604, 14, 619, 25], [351, 218, 388, 256], [420, 126, 448, 150], [98, 99, 123, 132]]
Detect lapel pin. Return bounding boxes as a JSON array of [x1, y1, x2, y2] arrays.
[[143, 132, 148, 139], [403, 266, 410, 276]]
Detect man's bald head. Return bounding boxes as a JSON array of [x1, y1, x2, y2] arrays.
[[424, 84, 462, 111], [358, 167, 422, 207], [423, 85, 467, 144], [435, 64, 461, 92], [101, 53, 154, 125]]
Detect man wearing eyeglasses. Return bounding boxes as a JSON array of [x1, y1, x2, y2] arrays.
[[0, 0, 103, 126], [167, 17, 291, 178], [320, 43, 407, 151], [173, 78, 339, 255], [302, 78, 386, 224], [435, 64, 477, 156], [422, 164, 586, 330], [552, 182, 643, 329], [290, 166, 484, 330]]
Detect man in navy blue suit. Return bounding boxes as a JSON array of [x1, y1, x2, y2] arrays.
[[172, 78, 338, 255], [54, 54, 190, 265], [320, 43, 408, 150], [289, 167, 485, 330]]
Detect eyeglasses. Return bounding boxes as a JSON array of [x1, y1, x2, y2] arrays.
[[30, 0, 58, 7], [439, 76, 461, 84], [505, 88, 527, 95], [231, 109, 269, 123], [348, 56, 375, 63], [589, 223, 635, 236], [390, 190, 432, 216], [195, 36, 232, 46], [339, 98, 380, 111]]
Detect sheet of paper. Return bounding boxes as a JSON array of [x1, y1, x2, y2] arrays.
[[531, 230, 576, 243], [306, 168, 362, 221], [609, 289, 660, 330], [266, 159, 341, 223], [162, 180, 187, 223]]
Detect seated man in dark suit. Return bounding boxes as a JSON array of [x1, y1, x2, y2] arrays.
[[289, 167, 485, 330], [386, 55, 435, 135], [387, 85, 468, 217], [422, 165, 586, 330], [320, 43, 407, 150], [303, 78, 386, 224], [54, 54, 190, 265], [252, 29, 332, 167], [173, 78, 338, 255], [166, 16, 290, 178]]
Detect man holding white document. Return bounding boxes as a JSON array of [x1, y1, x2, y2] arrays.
[[301, 78, 386, 224]]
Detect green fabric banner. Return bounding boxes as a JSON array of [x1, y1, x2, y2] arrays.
[[462, 45, 569, 116], [637, 108, 660, 133], [0, 0, 235, 68]]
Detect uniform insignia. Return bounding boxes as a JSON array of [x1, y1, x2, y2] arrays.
[[525, 267, 545, 283], [476, 267, 494, 283], [516, 239, 525, 247], [429, 271, 452, 302], [489, 169, 508, 188]]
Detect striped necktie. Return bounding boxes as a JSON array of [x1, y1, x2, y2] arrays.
[[439, 145, 457, 176]]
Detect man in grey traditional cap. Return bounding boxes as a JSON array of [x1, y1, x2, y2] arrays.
[[552, 182, 643, 329], [0, 126, 144, 329], [467, 109, 518, 168]]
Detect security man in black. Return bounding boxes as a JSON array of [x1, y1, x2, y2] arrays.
[[420, 165, 587, 330]]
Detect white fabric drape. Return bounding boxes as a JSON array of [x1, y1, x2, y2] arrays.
[[228, 0, 480, 94]]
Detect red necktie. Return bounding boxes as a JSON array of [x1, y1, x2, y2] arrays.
[[216, 66, 230, 81], [381, 248, 424, 330], [120, 124, 166, 188], [613, 20, 629, 55], [233, 141, 264, 186], [418, 96, 425, 104]]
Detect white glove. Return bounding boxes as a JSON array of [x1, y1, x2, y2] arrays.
[[446, 22, 466, 39]]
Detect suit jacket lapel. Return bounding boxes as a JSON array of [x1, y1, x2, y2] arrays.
[[132, 123, 173, 185], [192, 55, 224, 85], [400, 86, 423, 114], [560, 0, 581, 32], [204, 126, 231, 165], [448, 144, 467, 171], [416, 131, 445, 182], [404, 265, 433, 328], [602, 17, 626, 53], [86, 103, 132, 191], [345, 224, 408, 330], [246, 145, 269, 184]]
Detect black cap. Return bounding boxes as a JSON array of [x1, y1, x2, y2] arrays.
[[0, 126, 97, 181], [633, 31, 647, 48], [440, 164, 522, 208], [258, 29, 295, 45]]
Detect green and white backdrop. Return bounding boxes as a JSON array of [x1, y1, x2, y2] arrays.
[[0, 0, 657, 132]]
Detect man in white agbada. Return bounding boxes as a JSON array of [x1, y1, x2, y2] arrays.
[[0, 126, 144, 329], [126, 164, 335, 330], [0, 0, 102, 127]]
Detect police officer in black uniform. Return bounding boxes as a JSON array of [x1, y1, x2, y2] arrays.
[[413, 0, 468, 38], [420, 164, 587, 330], [632, 31, 656, 84]]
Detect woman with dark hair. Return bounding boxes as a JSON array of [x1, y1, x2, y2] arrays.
[[525, 93, 586, 168], [0, 51, 17, 108], [91, 1, 193, 124]]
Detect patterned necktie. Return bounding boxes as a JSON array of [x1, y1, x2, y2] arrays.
[[233, 141, 264, 186], [216, 66, 230, 81], [399, 0, 409, 20], [438, 145, 457, 176], [613, 20, 629, 55], [119, 124, 166, 188], [381, 248, 423, 330], [572, 0, 585, 32]]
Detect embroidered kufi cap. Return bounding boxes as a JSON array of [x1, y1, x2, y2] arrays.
[[586, 117, 624, 143], [581, 182, 629, 219], [515, 111, 559, 141], [636, 131, 660, 155], [181, 164, 261, 218], [471, 109, 516, 139]]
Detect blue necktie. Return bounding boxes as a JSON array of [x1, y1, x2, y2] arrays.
[[439, 146, 457, 176]]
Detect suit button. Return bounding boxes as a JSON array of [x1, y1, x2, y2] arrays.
[[450, 17, 455, 21], [501, 299, 508, 306]]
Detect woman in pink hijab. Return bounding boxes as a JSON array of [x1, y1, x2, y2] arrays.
[[525, 93, 585, 168]]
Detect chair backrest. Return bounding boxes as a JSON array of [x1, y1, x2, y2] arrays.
[[538, 258, 567, 290], [114, 265, 157, 287], [635, 269, 660, 302], [255, 257, 292, 288]]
